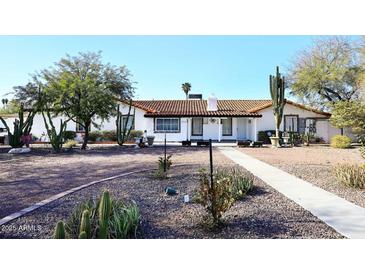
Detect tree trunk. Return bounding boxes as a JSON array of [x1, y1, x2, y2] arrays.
[[81, 120, 91, 150]]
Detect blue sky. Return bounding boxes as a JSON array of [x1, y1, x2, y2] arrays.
[[0, 36, 358, 101]]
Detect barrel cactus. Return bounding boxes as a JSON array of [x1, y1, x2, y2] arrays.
[[53, 221, 66, 239]]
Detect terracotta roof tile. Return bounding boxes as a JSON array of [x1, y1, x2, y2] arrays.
[[124, 99, 330, 117]]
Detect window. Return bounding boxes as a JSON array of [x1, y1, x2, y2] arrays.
[[284, 115, 298, 132], [221, 117, 232, 136], [192, 117, 203, 136], [305, 118, 316, 133], [122, 115, 134, 130], [154, 118, 180, 132]]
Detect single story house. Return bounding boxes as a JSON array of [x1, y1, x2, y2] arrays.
[[0, 95, 344, 144]]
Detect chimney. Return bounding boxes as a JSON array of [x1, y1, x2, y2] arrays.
[[207, 94, 218, 111]]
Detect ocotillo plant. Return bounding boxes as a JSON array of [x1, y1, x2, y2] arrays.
[[269, 66, 286, 138], [0, 104, 36, 148], [98, 191, 112, 239], [116, 99, 135, 146], [42, 110, 68, 151]]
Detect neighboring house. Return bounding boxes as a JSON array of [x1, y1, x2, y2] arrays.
[[0, 95, 346, 144]]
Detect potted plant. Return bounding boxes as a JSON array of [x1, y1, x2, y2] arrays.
[[147, 135, 155, 146], [269, 66, 285, 148]]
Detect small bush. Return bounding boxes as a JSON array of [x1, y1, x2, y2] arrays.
[[334, 164, 365, 189], [154, 155, 172, 179], [360, 146, 365, 160], [88, 131, 103, 142], [330, 135, 351, 149], [194, 168, 235, 225], [57, 191, 140, 239], [194, 167, 254, 225], [100, 130, 117, 141], [63, 130, 76, 140], [64, 139, 77, 149], [129, 130, 144, 141]]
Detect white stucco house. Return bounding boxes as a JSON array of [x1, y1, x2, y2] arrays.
[[0, 95, 345, 145]]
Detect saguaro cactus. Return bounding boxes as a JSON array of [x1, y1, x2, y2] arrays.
[[269, 66, 286, 145], [116, 99, 135, 146], [0, 104, 36, 148], [98, 191, 112, 239]]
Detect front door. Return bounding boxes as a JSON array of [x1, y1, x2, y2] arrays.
[[237, 118, 246, 140]]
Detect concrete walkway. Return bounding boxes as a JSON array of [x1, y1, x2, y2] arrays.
[[219, 147, 365, 239]]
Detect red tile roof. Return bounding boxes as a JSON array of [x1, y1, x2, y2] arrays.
[[124, 99, 331, 117]]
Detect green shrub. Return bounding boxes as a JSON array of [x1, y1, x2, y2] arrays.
[[194, 168, 235, 225], [129, 130, 144, 141], [63, 130, 76, 140], [194, 167, 254, 225], [64, 139, 77, 149], [334, 164, 365, 189], [330, 135, 352, 149], [88, 131, 103, 142], [100, 130, 117, 141], [154, 154, 172, 179], [54, 191, 140, 239]]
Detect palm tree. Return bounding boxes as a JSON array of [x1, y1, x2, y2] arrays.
[[181, 82, 191, 99]]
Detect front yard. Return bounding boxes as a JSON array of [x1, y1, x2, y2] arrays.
[[0, 146, 341, 238], [238, 145, 365, 207]]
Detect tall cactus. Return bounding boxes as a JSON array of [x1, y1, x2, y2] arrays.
[[0, 104, 36, 148], [79, 209, 91, 239], [53, 221, 66, 239], [269, 66, 286, 138], [98, 190, 112, 239], [42, 110, 68, 151], [116, 99, 135, 146]]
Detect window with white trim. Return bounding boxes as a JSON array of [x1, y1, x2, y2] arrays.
[[122, 115, 134, 130], [284, 115, 298, 132], [221, 117, 232, 136], [154, 118, 180, 132]]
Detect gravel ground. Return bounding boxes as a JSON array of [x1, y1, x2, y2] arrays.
[[0, 153, 343, 239], [0, 145, 225, 218], [238, 145, 365, 207]]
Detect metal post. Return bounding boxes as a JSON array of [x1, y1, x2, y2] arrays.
[[209, 139, 213, 188], [164, 133, 167, 172]]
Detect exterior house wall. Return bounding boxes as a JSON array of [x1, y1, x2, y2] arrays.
[[1, 101, 355, 144], [256, 104, 341, 143]]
